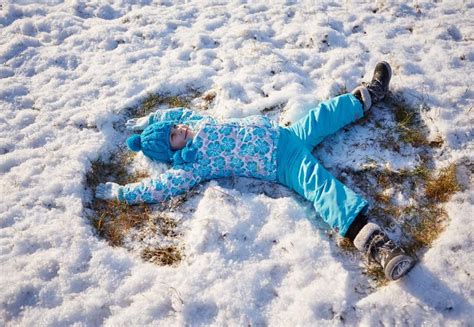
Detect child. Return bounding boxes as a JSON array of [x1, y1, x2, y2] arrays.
[[96, 62, 415, 281]]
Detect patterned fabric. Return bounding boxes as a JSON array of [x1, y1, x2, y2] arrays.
[[120, 164, 202, 204], [148, 107, 205, 128], [119, 108, 280, 205]]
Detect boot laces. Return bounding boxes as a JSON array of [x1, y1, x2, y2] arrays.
[[366, 232, 395, 266], [364, 79, 386, 102]]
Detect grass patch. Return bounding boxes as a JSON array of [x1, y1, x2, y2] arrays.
[[399, 128, 428, 147], [91, 200, 152, 246], [393, 103, 429, 147], [374, 191, 391, 205], [400, 164, 432, 180], [85, 153, 183, 266], [429, 135, 444, 148], [86, 152, 147, 187], [394, 103, 415, 125], [370, 205, 402, 229], [202, 91, 216, 103], [133, 93, 197, 117], [337, 236, 356, 251], [402, 205, 448, 253], [86, 152, 152, 246], [142, 246, 182, 266], [363, 264, 389, 287], [386, 94, 435, 148], [155, 213, 179, 237], [425, 163, 460, 202]]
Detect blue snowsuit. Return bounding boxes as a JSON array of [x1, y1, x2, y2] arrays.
[[118, 94, 368, 236]]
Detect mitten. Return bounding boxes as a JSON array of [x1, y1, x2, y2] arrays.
[[125, 116, 149, 131], [95, 182, 121, 200]]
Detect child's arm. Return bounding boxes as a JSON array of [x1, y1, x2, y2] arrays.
[[148, 108, 205, 124], [126, 108, 206, 131], [95, 165, 203, 205]]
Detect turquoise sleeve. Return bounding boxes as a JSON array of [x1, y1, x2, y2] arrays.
[[148, 108, 205, 125], [119, 165, 203, 205]]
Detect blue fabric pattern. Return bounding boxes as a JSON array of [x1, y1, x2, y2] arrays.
[[119, 164, 203, 204], [118, 96, 368, 238], [148, 107, 205, 127], [119, 108, 280, 205]]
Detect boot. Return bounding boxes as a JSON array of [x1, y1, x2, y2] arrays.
[[354, 223, 415, 281], [352, 61, 392, 111]]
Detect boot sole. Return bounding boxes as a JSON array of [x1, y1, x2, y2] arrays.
[[384, 254, 415, 281]]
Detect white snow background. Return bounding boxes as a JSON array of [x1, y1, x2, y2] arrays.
[[1, 0, 473, 325]]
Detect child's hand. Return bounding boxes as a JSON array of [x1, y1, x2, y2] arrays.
[[126, 117, 149, 131], [95, 182, 121, 200]]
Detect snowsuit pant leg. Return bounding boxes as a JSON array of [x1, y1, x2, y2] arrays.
[[276, 94, 368, 236], [287, 93, 365, 149]]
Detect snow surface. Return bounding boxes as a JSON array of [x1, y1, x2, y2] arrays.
[[1, 0, 473, 325]]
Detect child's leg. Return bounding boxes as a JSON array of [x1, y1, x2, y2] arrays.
[[277, 131, 368, 236], [288, 93, 363, 149]]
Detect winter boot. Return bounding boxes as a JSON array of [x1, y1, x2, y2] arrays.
[[352, 61, 392, 111], [354, 223, 415, 281]]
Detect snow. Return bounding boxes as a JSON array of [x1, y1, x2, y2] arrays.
[[1, 0, 473, 325]]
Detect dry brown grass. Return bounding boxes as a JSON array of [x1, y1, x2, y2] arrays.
[[393, 103, 415, 125], [376, 170, 391, 189], [392, 102, 430, 147], [86, 152, 146, 188], [155, 213, 179, 237], [86, 152, 152, 246], [91, 200, 152, 246], [361, 163, 459, 284], [86, 154, 184, 265], [399, 164, 457, 254], [428, 135, 444, 148], [202, 91, 216, 102], [399, 128, 428, 147], [363, 264, 389, 287], [142, 246, 182, 266], [425, 164, 460, 202], [85, 144, 184, 265], [337, 236, 356, 251], [377, 204, 402, 220], [374, 192, 391, 205], [134, 93, 195, 117], [401, 164, 431, 180], [402, 205, 448, 253]]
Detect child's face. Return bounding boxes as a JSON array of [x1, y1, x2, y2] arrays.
[[170, 124, 194, 150]]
